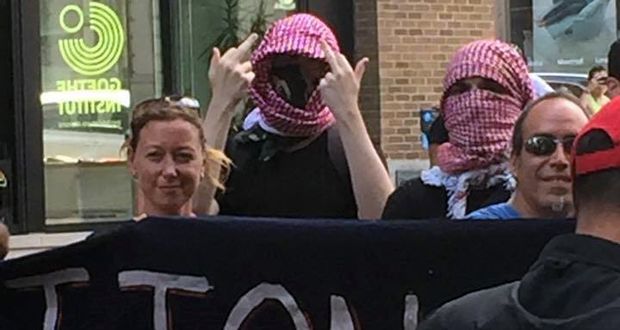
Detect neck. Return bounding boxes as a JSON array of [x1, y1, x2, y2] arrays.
[[510, 191, 571, 219], [591, 90, 603, 98], [576, 208, 620, 244], [142, 201, 195, 218]]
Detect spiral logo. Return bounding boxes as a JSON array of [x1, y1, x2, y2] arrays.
[[58, 2, 125, 76]]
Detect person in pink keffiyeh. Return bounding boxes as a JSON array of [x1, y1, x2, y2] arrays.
[[383, 40, 534, 220], [197, 14, 393, 220]]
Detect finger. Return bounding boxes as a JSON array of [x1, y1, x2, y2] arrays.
[[320, 39, 339, 71], [324, 72, 335, 82], [336, 53, 351, 69], [243, 72, 256, 85], [354, 57, 369, 82], [236, 33, 259, 60], [210, 48, 221, 67], [237, 61, 253, 73], [318, 78, 328, 92]]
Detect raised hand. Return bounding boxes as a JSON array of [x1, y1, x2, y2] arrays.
[[318, 39, 368, 120], [208, 33, 259, 107]]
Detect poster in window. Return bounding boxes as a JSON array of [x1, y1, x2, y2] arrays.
[[40, 0, 129, 133], [532, 0, 616, 73]]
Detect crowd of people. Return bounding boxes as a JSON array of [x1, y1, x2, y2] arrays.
[[2, 11, 620, 328]]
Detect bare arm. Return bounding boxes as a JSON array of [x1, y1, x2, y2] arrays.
[[194, 34, 258, 214], [319, 41, 394, 220]]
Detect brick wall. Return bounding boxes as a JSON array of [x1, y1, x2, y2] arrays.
[[355, 0, 497, 161], [354, 0, 381, 146]]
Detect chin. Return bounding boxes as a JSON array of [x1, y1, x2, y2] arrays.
[[154, 200, 187, 215]]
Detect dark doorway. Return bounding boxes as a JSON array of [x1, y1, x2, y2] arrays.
[[299, 0, 355, 60], [0, 0, 45, 234]]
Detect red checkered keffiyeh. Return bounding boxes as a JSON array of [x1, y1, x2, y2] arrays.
[[249, 14, 339, 137], [422, 40, 533, 218], [438, 39, 534, 174]]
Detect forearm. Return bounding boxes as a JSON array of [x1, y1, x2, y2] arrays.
[[335, 108, 394, 220], [194, 97, 238, 214], [203, 97, 237, 150]]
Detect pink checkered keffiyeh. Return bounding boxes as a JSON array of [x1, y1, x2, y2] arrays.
[[438, 39, 534, 174], [249, 14, 339, 137]]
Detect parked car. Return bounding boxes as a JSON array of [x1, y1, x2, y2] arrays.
[[532, 72, 588, 97]]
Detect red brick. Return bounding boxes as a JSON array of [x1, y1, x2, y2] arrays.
[[357, 0, 496, 160]]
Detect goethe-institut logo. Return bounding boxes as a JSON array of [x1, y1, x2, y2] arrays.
[[58, 1, 124, 76], [40, 1, 130, 130]]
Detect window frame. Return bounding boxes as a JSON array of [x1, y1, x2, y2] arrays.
[[12, 0, 353, 234], [11, 0, 46, 234]]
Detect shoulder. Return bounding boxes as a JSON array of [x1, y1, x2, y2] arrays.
[[382, 178, 446, 220], [580, 92, 593, 101], [466, 203, 519, 220], [419, 282, 517, 330]]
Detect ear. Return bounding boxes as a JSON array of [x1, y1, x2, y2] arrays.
[[127, 147, 137, 178], [509, 152, 519, 180], [607, 77, 620, 96]]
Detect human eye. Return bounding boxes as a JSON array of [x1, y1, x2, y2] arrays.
[[145, 150, 163, 161], [479, 79, 510, 95], [175, 151, 195, 163], [444, 82, 469, 97]]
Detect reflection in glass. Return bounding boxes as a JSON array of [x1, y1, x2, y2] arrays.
[[40, 0, 161, 224]]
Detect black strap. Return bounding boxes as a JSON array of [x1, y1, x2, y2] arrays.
[[327, 127, 351, 183]]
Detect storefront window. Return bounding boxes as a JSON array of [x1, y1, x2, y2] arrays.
[[510, 0, 619, 73], [172, 0, 293, 113], [40, 0, 162, 225]]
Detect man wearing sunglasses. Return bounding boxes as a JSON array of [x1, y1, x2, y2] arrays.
[[420, 96, 620, 329], [468, 92, 589, 220]]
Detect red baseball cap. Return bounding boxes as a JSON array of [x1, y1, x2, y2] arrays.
[[572, 96, 620, 177]]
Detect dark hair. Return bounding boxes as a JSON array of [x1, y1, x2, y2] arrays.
[[587, 65, 606, 81], [129, 97, 204, 152], [511, 92, 586, 156], [573, 129, 620, 211]]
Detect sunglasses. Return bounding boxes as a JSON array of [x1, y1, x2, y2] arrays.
[[164, 95, 201, 110], [524, 134, 576, 156]]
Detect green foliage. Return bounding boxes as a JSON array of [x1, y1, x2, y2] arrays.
[[199, 0, 240, 60], [200, 0, 272, 61], [199, 0, 274, 131]]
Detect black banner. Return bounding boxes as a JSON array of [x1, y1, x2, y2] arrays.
[[0, 217, 574, 329]]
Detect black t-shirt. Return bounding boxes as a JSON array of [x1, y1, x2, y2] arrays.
[[381, 178, 511, 220], [218, 127, 358, 219]]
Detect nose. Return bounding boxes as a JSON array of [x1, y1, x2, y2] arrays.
[[161, 157, 179, 178], [549, 142, 569, 171]]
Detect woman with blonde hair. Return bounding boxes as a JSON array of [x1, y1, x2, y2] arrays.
[[126, 96, 229, 218]]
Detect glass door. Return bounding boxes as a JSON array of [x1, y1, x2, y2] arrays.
[[39, 0, 163, 226], [168, 0, 292, 112]]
